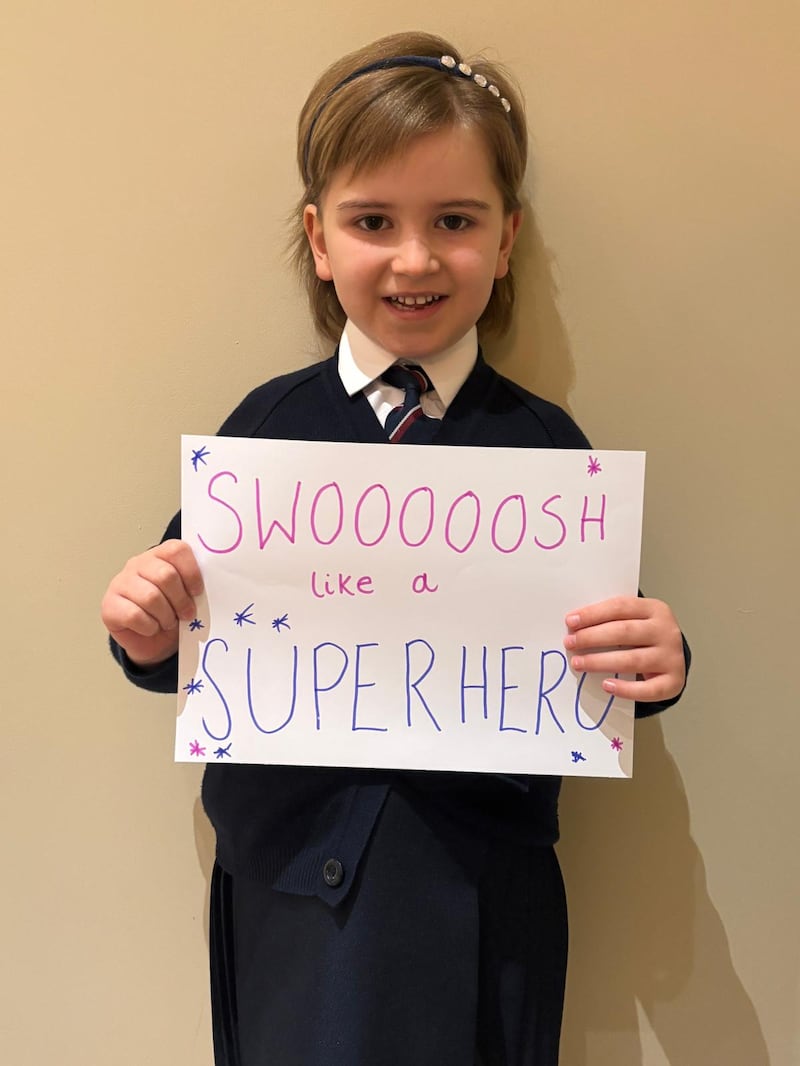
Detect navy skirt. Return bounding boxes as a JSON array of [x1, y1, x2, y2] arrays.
[[209, 789, 567, 1066]]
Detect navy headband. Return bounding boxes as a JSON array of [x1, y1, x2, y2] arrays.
[[302, 54, 511, 184]]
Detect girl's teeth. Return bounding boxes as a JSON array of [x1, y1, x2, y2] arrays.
[[391, 295, 441, 306]]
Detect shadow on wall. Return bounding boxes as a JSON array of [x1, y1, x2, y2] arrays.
[[558, 715, 769, 1065], [490, 211, 578, 413]]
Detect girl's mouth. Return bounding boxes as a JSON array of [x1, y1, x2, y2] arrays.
[[385, 294, 445, 311]]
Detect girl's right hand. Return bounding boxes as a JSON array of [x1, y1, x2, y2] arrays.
[[101, 540, 203, 667]]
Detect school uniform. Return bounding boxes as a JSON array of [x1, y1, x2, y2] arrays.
[[113, 323, 689, 1065]]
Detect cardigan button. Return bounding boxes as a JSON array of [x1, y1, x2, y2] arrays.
[[322, 858, 344, 888]]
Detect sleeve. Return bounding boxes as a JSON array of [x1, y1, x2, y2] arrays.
[[109, 639, 179, 694]]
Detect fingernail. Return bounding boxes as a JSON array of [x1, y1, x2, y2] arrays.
[[566, 614, 580, 628], [571, 656, 584, 670], [603, 680, 617, 694], [564, 635, 576, 650]]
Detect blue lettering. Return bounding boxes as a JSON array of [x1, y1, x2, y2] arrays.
[[574, 672, 616, 730], [499, 646, 527, 733], [404, 639, 441, 732], [199, 638, 232, 741], [459, 644, 488, 723], [352, 643, 386, 732], [246, 645, 298, 734], [312, 642, 349, 730], [535, 650, 567, 735]]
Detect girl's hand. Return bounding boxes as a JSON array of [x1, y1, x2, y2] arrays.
[[563, 596, 685, 702], [101, 540, 203, 667]]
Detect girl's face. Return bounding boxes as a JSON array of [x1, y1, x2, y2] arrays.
[[304, 124, 521, 360]]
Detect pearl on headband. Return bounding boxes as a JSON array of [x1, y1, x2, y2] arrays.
[[439, 54, 510, 111]]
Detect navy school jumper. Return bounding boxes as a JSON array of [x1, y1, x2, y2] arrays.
[[111, 350, 690, 1064]]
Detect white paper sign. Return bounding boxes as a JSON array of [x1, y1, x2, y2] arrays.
[[176, 436, 645, 778]]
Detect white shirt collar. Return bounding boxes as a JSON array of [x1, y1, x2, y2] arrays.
[[337, 319, 478, 409]]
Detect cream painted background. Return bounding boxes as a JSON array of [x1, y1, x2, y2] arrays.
[[2, 2, 798, 1063]]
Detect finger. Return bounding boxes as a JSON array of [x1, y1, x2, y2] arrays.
[[569, 646, 664, 678], [565, 596, 649, 631], [564, 618, 655, 652], [102, 577, 181, 638], [127, 572, 190, 631], [101, 588, 161, 639], [135, 557, 198, 624], [601, 673, 684, 702], [133, 541, 203, 621], [153, 540, 204, 599]]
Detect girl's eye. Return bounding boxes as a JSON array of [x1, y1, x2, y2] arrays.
[[437, 214, 471, 231], [356, 215, 389, 232]]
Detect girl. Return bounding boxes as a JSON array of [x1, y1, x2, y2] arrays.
[[102, 30, 689, 1066]]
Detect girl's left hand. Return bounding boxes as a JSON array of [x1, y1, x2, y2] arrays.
[[563, 596, 686, 702]]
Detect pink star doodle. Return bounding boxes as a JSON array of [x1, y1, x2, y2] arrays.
[[611, 737, 623, 751], [188, 740, 206, 757], [587, 455, 602, 477]]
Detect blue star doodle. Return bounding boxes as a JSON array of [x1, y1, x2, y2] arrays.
[[183, 677, 204, 695], [271, 613, 290, 633], [188, 618, 204, 632], [570, 751, 587, 763], [214, 744, 233, 759], [234, 603, 256, 627], [191, 446, 210, 471]]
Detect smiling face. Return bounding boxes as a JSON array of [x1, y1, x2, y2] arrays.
[[303, 124, 521, 360]]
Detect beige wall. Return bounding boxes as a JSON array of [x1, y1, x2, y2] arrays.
[[3, 2, 797, 1063]]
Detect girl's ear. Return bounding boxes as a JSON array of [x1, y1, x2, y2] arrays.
[[303, 204, 333, 282], [494, 210, 523, 280]]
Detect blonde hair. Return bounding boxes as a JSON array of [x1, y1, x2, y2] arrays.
[[290, 31, 528, 344]]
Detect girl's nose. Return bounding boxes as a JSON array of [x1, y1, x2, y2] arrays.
[[391, 236, 439, 276]]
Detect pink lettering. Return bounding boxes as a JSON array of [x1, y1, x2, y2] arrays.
[[398, 486, 435, 547], [534, 494, 567, 550], [580, 494, 606, 542], [354, 483, 391, 547], [411, 572, 439, 594], [196, 471, 243, 554], [490, 494, 527, 554], [309, 482, 344, 546], [256, 478, 301, 548], [444, 491, 481, 554], [310, 571, 375, 598]]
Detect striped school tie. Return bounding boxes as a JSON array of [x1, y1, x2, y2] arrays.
[[382, 364, 442, 444]]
